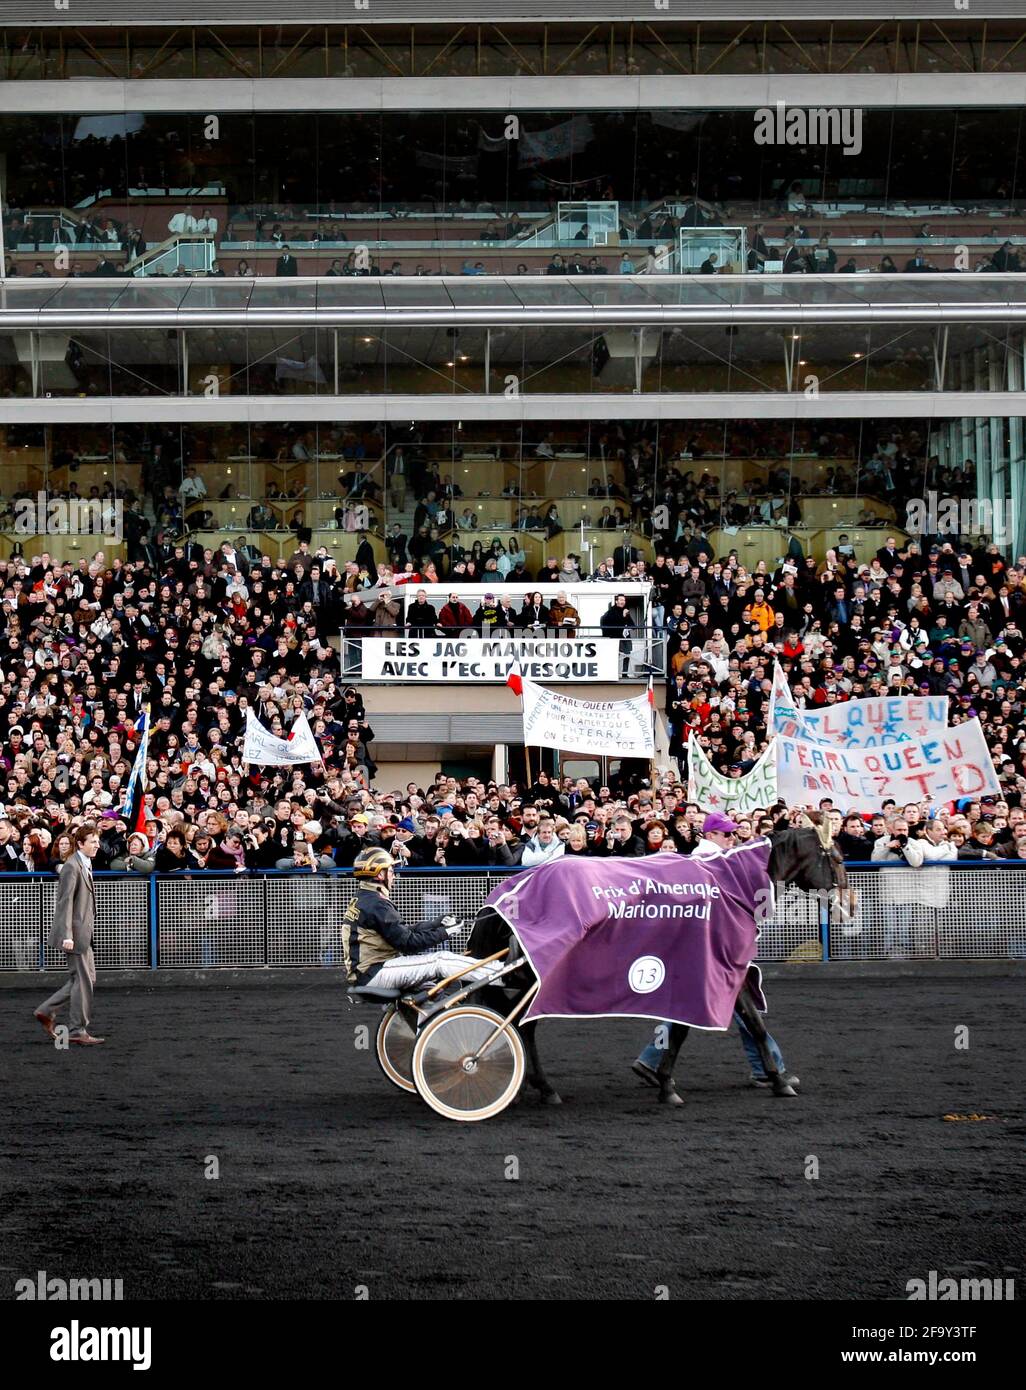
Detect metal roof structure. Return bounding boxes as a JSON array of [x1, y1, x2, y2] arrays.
[[4, 274, 1026, 329], [6, 2, 1026, 23]]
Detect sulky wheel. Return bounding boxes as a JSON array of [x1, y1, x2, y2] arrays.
[[376, 1004, 417, 1093], [411, 1005, 526, 1122]]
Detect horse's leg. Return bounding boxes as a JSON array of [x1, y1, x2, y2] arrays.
[[521, 1019, 562, 1105], [734, 985, 797, 1098], [655, 1022, 689, 1106]]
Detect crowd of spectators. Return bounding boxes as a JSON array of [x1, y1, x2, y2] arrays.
[[1, 415, 1023, 881], [1, 509, 1025, 881]]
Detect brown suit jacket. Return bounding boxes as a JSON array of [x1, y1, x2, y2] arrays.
[[48, 854, 95, 954]]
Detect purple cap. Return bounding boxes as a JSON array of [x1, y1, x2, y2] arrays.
[[703, 811, 738, 834]]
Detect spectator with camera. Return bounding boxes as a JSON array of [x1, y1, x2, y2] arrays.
[[871, 815, 956, 955], [276, 820, 335, 872], [515, 816, 566, 868]]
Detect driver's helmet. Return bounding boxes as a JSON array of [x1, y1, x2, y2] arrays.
[[353, 847, 395, 883]]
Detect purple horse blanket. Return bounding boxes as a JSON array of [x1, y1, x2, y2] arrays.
[[482, 839, 771, 1029]]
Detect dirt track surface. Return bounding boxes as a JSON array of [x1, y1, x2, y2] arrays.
[[2, 973, 1024, 1301]]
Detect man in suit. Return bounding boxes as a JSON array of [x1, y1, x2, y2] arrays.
[[298, 564, 332, 612], [34, 824, 105, 1046], [275, 245, 299, 277], [613, 541, 640, 575], [875, 536, 900, 572], [904, 247, 937, 273]]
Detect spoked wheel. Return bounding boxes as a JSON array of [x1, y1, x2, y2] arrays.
[[411, 1005, 525, 1122], [376, 1005, 417, 1093]]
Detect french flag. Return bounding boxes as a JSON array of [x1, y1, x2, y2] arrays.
[[121, 708, 150, 835]]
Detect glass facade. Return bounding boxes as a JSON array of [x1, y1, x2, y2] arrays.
[[0, 414, 997, 514], [2, 414, 1017, 562], [0, 313, 1019, 400], [0, 22, 1022, 82], [5, 108, 1026, 281]]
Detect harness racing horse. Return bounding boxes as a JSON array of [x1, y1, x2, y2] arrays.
[[768, 819, 854, 923], [466, 903, 796, 1108]]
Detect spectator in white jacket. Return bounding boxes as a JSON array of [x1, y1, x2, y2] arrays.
[[179, 465, 208, 504], [872, 816, 956, 953], [168, 205, 199, 236], [518, 819, 566, 868]]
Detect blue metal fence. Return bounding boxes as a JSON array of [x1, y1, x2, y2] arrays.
[[2, 861, 1024, 970]]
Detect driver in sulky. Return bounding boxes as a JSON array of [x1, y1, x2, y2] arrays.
[[343, 848, 502, 990]]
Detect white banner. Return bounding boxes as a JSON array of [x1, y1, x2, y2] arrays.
[[243, 709, 321, 766], [687, 734, 778, 814], [767, 662, 949, 747], [800, 696, 949, 748], [775, 717, 1001, 813], [520, 677, 654, 757], [359, 637, 620, 683]]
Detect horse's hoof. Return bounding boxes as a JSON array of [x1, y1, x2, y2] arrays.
[[539, 1089, 563, 1106], [773, 1084, 799, 1098], [658, 1088, 684, 1106]]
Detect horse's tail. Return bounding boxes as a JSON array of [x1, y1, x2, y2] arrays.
[[467, 905, 537, 992], [466, 904, 513, 959]]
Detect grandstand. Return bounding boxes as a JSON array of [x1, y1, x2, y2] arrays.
[[1, 0, 1024, 796], [3, 0, 1026, 1327]]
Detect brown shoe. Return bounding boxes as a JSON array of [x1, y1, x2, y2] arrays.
[[33, 1010, 57, 1039], [69, 1034, 106, 1046]]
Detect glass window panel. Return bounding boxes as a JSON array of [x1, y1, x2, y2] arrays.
[[445, 281, 521, 308], [185, 326, 248, 398], [181, 281, 255, 310], [337, 329, 386, 394], [54, 332, 113, 396], [246, 328, 330, 395], [864, 323, 939, 392], [315, 281, 386, 309], [384, 327, 465, 395], [0, 282, 64, 310], [248, 280, 318, 311], [792, 325, 871, 395], [0, 333, 31, 398], [379, 281, 452, 307], [521, 326, 601, 394], [114, 281, 193, 310], [108, 326, 181, 397]]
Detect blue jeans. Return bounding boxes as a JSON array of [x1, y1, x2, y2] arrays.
[[637, 1011, 786, 1080]]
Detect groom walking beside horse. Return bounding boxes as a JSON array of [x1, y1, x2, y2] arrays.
[[631, 810, 800, 1100]]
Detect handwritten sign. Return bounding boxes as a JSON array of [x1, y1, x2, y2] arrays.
[[520, 678, 654, 757], [243, 709, 321, 766], [768, 662, 949, 747], [775, 718, 1000, 812], [688, 734, 778, 814]]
